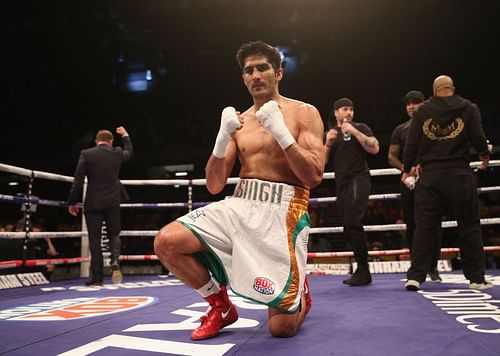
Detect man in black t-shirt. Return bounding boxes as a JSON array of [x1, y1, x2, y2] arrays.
[[324, 98, 380, 286], [388, 90, 442, 282]]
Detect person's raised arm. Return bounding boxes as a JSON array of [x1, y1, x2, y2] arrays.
[[345, 123, 379, 155], [324, 129, 338, 165], [116, 126, 133, 160], [116, 126, 129, 137]]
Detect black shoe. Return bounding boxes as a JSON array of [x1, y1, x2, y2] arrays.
[[85, 279, 103, 287], [404, 279, 420, 291], [427, 268, 442, 282], [343, 266, 372, 286]]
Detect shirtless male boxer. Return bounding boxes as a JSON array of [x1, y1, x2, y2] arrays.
[[154, 40, 325, 340]]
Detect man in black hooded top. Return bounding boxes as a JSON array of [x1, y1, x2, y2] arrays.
[[402, 75, 491, 291]]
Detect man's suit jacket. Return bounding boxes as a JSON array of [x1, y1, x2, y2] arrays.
[[68, 136, 133, 210]]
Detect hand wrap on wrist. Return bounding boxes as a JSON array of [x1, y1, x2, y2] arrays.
[[212, 107, 240, 158], [256, 100, 295, 150]]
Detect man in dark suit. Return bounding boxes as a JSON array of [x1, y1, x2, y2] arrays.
[[68, 126, 133, 286]]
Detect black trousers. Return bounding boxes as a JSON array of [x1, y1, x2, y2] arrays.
[[407, 167, 486, 283], [84, 205, 122, 281], [336, 174, 371, 266], [400, 181, 441, 268]]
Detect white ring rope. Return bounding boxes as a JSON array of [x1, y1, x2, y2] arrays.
[[120, 202, 188, 208], [1, 161, 500, 237], [0, 231, 86, 239], [2, 189, 500, 209], [311, 187, 500, 204], [1, 161, 499, 273], [2, 161, 499, 184], [309, 218, 500, 234], [308, 246, 500, 258], [2, 217, 500, 240], [0, 163, 74, 183]]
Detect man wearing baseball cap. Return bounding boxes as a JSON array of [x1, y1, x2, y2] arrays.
[[324, 97, 380, 286], [402, 75, 492, 291], [388, 90, 442, 282]]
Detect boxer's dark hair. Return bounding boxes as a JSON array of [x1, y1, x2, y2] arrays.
[[236, 40, 282, 72]]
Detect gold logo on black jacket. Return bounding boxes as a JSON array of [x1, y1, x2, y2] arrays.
[[423, 117, 464, 141]]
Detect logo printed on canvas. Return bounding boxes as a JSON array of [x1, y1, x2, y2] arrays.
[[253, 277, 275, 295], [0, 296, 156, 321]]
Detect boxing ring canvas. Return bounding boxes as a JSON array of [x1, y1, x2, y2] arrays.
[[0, 273, 499, 356]]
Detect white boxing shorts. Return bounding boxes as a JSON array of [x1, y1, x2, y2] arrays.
[[177, 178, 310, 313]]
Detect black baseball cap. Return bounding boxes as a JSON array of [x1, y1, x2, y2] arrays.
[[402, 90, 424, 104], [333, 97, 354, 110]]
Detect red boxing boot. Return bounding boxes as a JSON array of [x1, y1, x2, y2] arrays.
[[191, 285, 239, 340]]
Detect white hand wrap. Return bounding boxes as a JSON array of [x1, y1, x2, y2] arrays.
[[256, 100, 295, 150], [212, 106, 241, 158]]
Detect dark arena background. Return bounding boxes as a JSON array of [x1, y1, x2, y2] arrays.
[[1, 1, 499, 355]]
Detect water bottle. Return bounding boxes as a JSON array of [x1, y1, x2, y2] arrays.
[[404, 176, 416, 190], [487, 139, 493, 153], [342, 118, 351, 141]]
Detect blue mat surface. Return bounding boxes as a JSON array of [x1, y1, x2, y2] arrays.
[[0, 272, 499, 355]]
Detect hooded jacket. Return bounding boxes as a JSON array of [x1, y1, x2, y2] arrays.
[[403, 95, 489, 172]]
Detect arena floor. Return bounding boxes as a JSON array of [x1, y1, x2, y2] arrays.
[[1, 272, 499, 356]]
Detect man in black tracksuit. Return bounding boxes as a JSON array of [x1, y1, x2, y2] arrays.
[[388, 90, 442, 281], [324, 98, 380, 286], [402, 75, 491, 291]]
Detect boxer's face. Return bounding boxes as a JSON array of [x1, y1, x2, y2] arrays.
[[242, 55, 282, 98]]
